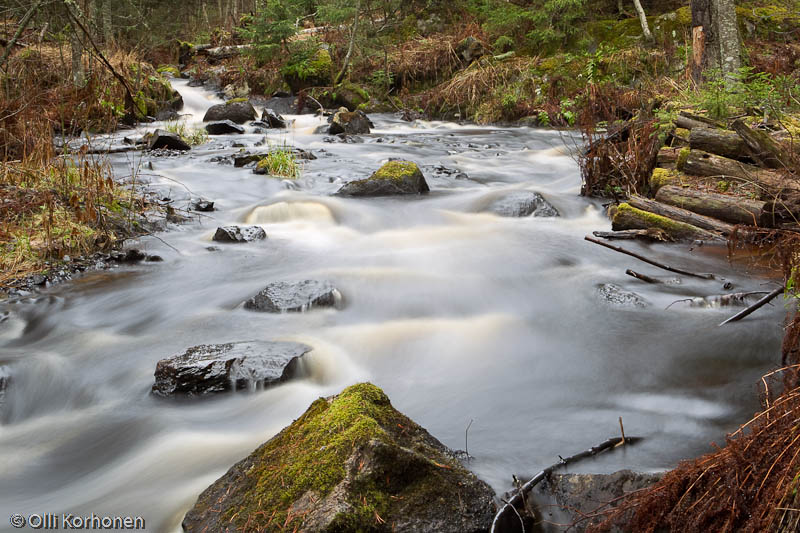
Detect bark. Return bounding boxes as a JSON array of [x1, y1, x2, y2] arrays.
[[676, 111, 725, 130], [70, 26, 85, 87], [631, 0, 653, 42], [657, 147, 681, 167], [689, 127, 749, 160], [628, 195, 736, 235], [334, 0, 362, 85], [654, 185, 768, 226], [611, 202, 723, 241], [762, 192, 800, 226], [677, 149, 791, 196], [731, 118, 792, 170], [714, 0, 741, 77], [691, 0, 715, 82]]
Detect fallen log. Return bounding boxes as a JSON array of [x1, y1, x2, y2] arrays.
[[689, 127, 749, 160], [585, 235, 716, 279], [197, 44, 252, 61], [719, 285, 784, 326], [732, 118, 792, 170], [679, 111, 725, 129], [627, 195, 734, 235], [611, 203, 722, 241], [655, 185, 769, 227], [656, 147, 681, 167], [593, 229, 671, 241], [490, 436, 641, 533], [763, 191, 800, 225], [677, 149, 792, 197]]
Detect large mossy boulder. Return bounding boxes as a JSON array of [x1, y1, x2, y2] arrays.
[[203, 100, 258, 123], [182, 383, 496, 532], [336, 161, 430, 197], [332, 82, 370, 111], [282, 49, 333, 94]]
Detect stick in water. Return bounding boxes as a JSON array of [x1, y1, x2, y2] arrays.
[[718, 285, 785, 326], [585, 235, 715, 280], [625, 269, 661, 284]]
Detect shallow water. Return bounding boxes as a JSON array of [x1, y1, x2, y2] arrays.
[[0, 80, 784, 532]]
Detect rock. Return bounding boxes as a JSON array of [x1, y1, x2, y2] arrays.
[[261, 108, 286, 128], [529, 470, 661, 533], [244, 280, 340, 313], [598, 284, 648, 308], [332, 82, 370, 111], [212, 226, 267, 243], [145, 255, 163, 262], [232, 148, 316, 168], [487, 191, 559, 217], [329, 107, 373, 135], [182, 383, 496, 532], [456, 36, 486, 64], [205, 120, 245, 135], [155, 109, 180, 121], [151, 341, 312, 397], [0, 366, 9, 413], [192, 199, 215, 212], [147, 129, 191, 151], [335, 160, 430, 197], [282, 49, 333, 93], [123, 135, 146, 146], [203, 101, 258, 124], [262, 95, 296, 116]]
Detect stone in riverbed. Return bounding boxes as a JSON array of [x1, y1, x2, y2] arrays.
[[147, 129, 191, 151], [329, 107, 373, 135], [244, 280, 340, 313], [488, 191, 559, 217], [213, 226, 267, 243], [181, 383, 496, 532], [151, 341, 312, 397], [203, 101, 258, 124], [205, 120, 245, 135], [335, 160, 430, 197], [598, 284, 648, 308], [261, 108, 287, 128]]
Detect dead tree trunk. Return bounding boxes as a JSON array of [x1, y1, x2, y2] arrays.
[[731, 118, 792, 170], [334, 0, 361, 85], [691, 0, 715, 83], [678, 149, 791, 196], [691, 0, 741, 82], [654, 185, 769, 226], [632, 0, 653, 42], [628, 195, 736, 234], [689, 127, 749, 160]]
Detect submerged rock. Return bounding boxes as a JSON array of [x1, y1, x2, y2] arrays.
[[151, 341, 312, 397], [212, 226, 267, 243], [244, 280, 340, 313], [487, 191, 559, 217], [203, 101, 258, 124], [0, 366, 9, 413], [147, 129, 191, 151], [529, 470, 661, 532], [182, 383, 496, 532], [192, 199, 215, 212], [261, 108, 287, 129], [233, 149, 316, 168], [329, 107, 373, 135], [598, 284, 648, 308], [205, 120, 245, 135], [335, 160, 430, 197]]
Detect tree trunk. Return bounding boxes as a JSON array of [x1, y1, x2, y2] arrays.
[[654, 185, 769, 226], [0, 0, 44, 71], [714, 0, 741, 77], [691, 0, 715, 83], [691, 0, 741, 81], [689, 127, 749, 160], [631, 0, 653, 42], [70, 25, 84, 87], [628, 195, 736, 235], [334, 0, 362, 85]]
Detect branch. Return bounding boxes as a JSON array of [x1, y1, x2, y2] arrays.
[[584, 235, 716, 279], [0, 0, 44, 71], [718, 285, 784, 326]]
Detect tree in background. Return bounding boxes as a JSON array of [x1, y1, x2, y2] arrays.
[[691, 0, 741, 83]]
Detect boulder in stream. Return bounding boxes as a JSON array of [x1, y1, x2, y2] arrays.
[[151, 341, 312, 397], [244, 280, 340, 313], [335, 160, 430, 197], [205, 120, 245, 135], [0, 366, 9, 413], [147, 129, 191, 151], [597, 284, 648, 308], [487, 191, 559, 217], [329, 107, 373, 135], [261, 108, 287, 129], [213, 226, 267, 243], [181, 383, 496, 532], [203, 100, 258, 124]]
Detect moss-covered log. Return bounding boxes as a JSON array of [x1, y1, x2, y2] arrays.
[[677, 149, 792, 197], [732, 118, 792, 170], [610, 202, 723, 241], [628, 195, 735, 235], [655, 185, 769, 227], [689, 127, 749, 160]]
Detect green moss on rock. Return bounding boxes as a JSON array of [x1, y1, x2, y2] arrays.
[[650, 168, 680, 193], [182, 383, 495, 532]]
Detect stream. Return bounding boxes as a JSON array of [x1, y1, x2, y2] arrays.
[[0, 80, 785, 532]]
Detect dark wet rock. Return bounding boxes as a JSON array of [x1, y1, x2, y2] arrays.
[[31, 274, 47, 286], [261, 95, 296, 116], [323, 134, 363, 143], [145, 255, 164, 262], [529, 470, 662, 533], [203, 101, 258, 124], [107, 248, 146, 263], [123, 135, 146, 146], [261, 108, 287, 128], [456, 36, 487, 64], [232, 148, 316, 168], [151, 341, 312, 397], [329, 107, 373, 135], [487, 191, 559, 217], [598, 284, 648, 308], [335, 160, 430, 197], [400, 109, 424, 122], [192, 199, 215, 212], [182, 383, 496, 532], [205, 120, 245, 135], [244, 280, 340, 313], [0, 367, 9, 412], [155, 109, 180, 121], [147, 129, 191, 151], [213, 226, 267, 243]]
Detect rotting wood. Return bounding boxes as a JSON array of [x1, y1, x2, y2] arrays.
[[592, 229, 671, 242], [585, 235, 716, 279], [689, 127, 749, 160], [655, 185, 768, 227], [611, 203, 722, 241], [719, 285, 785, 326], [490, 436, 641, 533], [732, 118, 792, 170], [678, 149, 791, 197], [628, 195, 735, 235]]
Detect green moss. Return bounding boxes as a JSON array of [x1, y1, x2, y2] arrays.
[[156, 65, 180, 77], [650, 168, 679, 192], [614, 202, 697, 236], [676, 147, 690, 171], [226, 97, 249, 105], [371, 161, 422, 181]]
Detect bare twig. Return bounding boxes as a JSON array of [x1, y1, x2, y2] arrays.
[[585, 235, 716, 279], [718, 285, 785, 326]]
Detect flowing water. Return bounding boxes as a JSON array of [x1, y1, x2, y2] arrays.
[[0, 81, 785, 531]]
